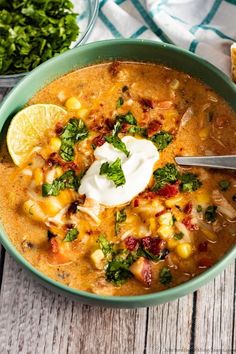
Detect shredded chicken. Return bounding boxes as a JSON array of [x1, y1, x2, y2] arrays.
[[179, 107, 194, 128], [212, 189, 236, 219], [77, 198, 101, 224]]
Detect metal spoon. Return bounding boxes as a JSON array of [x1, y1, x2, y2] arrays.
[[175, 155, 236, 170]]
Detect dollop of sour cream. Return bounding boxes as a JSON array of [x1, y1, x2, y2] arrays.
[[79, 136, 159, 206]]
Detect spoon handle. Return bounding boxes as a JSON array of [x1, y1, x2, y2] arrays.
[[175, 155, 236, 170]]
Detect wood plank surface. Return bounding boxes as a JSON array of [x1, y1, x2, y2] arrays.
[[0, 88, 235, 354]]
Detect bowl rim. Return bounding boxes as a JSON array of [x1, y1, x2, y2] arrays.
[[0, 0, 99, 80], [0, 38, 236, 306]]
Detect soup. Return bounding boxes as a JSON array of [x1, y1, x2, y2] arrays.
[[0, 61, 236, 296]]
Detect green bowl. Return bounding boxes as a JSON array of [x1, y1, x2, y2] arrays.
[[0, 39, 236, 308]]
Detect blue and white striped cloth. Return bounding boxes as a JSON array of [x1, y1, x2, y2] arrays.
[[88, 0, 236, 76]]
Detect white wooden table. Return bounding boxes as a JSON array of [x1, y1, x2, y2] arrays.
[[0, 88, 235, 354]]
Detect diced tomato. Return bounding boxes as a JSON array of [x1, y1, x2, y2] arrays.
[[133, 198, 139, 207], [198, 241, 208, 252], [141, 237, 166, 255], [120, 123, 129, 133], [139, 98, 155, 111], [125, 236, 139, 251], [142, 259, 152, 287], [156, 183, 179, 198], [147, 119, 162, 137], [50, 238, 59, 254], [182, 216, 199, 231], [183, 202, 193, 214], [55, 122, 64, 135], [198, 257, 213, 268], [92, 135, 105, 147]]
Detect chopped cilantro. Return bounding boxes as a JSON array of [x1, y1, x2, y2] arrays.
[[59, 118, 88, 162], [100, 158, 126, 187], [159, 267, 172, 285], [152, 163, 179, 191], [98, 234, 114, 257], [105, 135, 129, 157], [128, 125, 147, 137], [219, 180, 230, 191], [64, 228, 78, 242], [116, 112, 137, 125], [0, 0, 79, 75], [112, 121, 121, 135], [105, 253, 135, 286], [115, 209, 127, 235], [116, 97, 124, 108], [204, 205, 217, 222], [42, 170, 84, 197], [174, 232, 184, 240], [196, 205, 203, 213], [136, 247, 164, 262], [180, 173, 202, 192], [151, 131, 173, 151]]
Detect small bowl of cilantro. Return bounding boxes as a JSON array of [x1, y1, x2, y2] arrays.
[[0, 0, 99, 87]]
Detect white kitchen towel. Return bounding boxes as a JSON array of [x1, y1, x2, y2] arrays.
[[88, 0, 236, 75]]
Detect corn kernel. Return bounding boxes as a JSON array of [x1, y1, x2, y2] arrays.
[[55, 166, 63, 178], [195, 191, 211, 204], [58, 190, 74, 206], [77, 108, 89, 119], [33, 168, 44, 186], [49, 137, 61, 152], [65, 97, 81, 110], [157, 225, 174, 240], [40, 197, 62, 217], [167, 239, 179, 250], [90, 249, 105, 270], [157, 212, 173, 226], [199, 127, 210, 140], [170, 79, 180, 90], [165, 195, 183, 208], [149, 217, 157, 233], [23, 200, 46, 222], [176, 242, 192, 259], [201, 228, 217, 241]]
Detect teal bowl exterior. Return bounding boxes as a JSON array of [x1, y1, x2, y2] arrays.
[[0, 39, 235, 308]]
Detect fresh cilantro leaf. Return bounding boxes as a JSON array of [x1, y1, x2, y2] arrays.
[[152, 163, 179, 191], [128, 125, 147, 137], [64, 227, 78, 242], [159, 267, 172, 285], [196, 205, 203, 212], [42, 170, 83, 197], [136, 247, 164, 262], [59, 118, 88, 162], [174, 232, 184, 240], [112, 121, 122, 135], [116, 112, 137, 125], [100, 158, 126, 187], [180, 173, 202, 192], [204, 205, 217, 222], [219, 180, 230, 191], [151, 131, 173, 151], [105, 253, 135, 286], [98, 234, 115, 257], [116, 97, 124, 108], [115, 209, 127, 235], [105, 135, 130, 157], [0, 0, 79, 75]]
